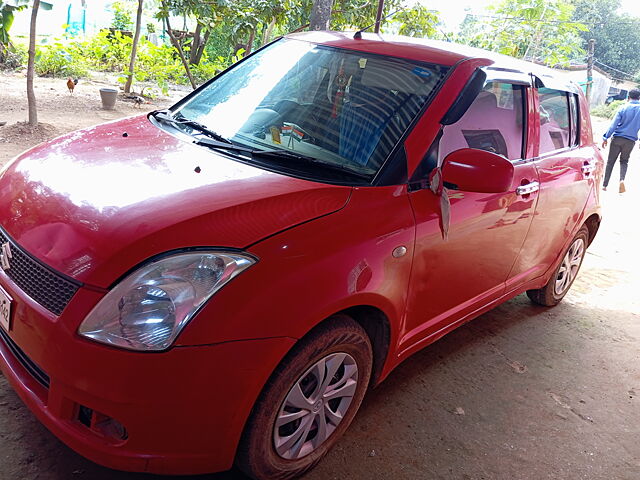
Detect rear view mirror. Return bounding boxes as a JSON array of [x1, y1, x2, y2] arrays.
[[441, 148, 514, 193]]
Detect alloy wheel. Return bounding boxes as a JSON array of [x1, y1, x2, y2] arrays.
[[273, 352, 359, 460], [554, 237, 585, 296]]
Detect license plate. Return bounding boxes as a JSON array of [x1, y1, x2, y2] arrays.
[[0, 285, 12, 332]]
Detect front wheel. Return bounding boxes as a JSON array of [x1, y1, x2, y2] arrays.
[[527, 226, 589, 306], [236, 316, 372, 480]]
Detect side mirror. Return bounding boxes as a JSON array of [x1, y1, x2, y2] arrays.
[[441, 148, 514, 193]]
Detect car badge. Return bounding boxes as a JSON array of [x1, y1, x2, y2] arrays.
[[0, 242, 12, 270]]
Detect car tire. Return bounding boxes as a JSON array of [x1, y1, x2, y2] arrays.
[[236, 315, 373, 480], [526, 226, 589, 307]]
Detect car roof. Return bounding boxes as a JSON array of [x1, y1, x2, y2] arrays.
[[285, 31, 573, 87]]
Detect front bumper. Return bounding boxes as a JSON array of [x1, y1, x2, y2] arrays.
[[0, 270, 295, 474]]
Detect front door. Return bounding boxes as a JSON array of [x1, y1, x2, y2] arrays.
[[400, 80, 539, 354]]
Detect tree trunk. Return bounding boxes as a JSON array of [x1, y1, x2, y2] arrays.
[[246, 28, 256, 55], [263, 18, 276, 45], [193, 29, 210, 65], [27, 0, 40, 126], [124, 0, 143, 94], [162, 2, 197, 89], [189, 23, 202, 65], [189, 23, 210, 65], [309, 0, 332, 31]]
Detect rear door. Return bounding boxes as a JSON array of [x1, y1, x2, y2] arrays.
[[508, 86, 593, 287]]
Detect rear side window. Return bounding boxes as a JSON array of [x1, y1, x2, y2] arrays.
[[439, 82, 525, 161], [538, 88, 571, 153]]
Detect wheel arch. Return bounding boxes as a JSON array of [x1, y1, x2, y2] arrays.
[[284, 304, 393, 388], [340, 305, 391, 387], [234, 305, 392, 472], [583, 213, 601, 247]]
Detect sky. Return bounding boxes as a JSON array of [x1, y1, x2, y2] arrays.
[[427, 0, 640, 31]]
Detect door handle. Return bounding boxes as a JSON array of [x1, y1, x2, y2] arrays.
[[516, 181, 540, 196]]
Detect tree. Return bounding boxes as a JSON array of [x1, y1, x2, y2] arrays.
[[458, 0, 587, 66], [394, 5, 440, 38], [572, 0, 640, 81], [309, 0, 331, 31], [27, 0, 39, 126], [157, 0, 198, 88], [124, 0, 144, 94]]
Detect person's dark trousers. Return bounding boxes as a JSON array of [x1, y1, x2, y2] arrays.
[[603, 136, 636, 187]]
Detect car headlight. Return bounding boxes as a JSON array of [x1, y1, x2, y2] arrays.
[[78, 251, 256, 351]]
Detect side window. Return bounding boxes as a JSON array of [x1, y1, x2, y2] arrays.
[[538, 88, 571, 154], [569, 93, 580, 147], [438, 82, 525, 162]]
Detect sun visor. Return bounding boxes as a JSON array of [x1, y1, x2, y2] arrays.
[[360, 61, 438, 94]]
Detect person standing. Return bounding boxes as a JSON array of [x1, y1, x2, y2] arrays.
[[601, 88, 640, 193]]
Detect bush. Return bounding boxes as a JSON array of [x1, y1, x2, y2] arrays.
[[0, 43, 27, 70], [591, 100, 625, 119], [28, 31, 234, 90], [35, 42, 88, 77], [84, 29, 132, 72]]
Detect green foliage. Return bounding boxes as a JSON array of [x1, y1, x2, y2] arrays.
[[458, 0, 587, 66], [394, 5, 440, 38], [591, 100, 625, 119], [34, 42, 89, 77], [0, 40, 25, 69], [111, 1, 134, 31], [1, 0, 27, 62], [82, 30, 131, 71], [572, 0, 640, 81], [29, 30, 230, 92]]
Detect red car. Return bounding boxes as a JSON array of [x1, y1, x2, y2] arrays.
[[0, 32, 602, 479]]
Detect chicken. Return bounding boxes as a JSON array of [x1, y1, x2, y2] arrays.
[[133, 95, 144, 108], [67, 77, 78, 94]]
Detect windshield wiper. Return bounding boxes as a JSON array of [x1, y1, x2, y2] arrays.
[[193, 136, 257, 154], [151, 110, 233, 144], [154, 115, 371, 181], [249, 146, 371, 180]]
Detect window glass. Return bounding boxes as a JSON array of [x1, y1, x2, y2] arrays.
[[439, 82, 525, 162], [538, 88, 571, 153], [569, 93, 580, 146], [175, 39, 447, 181]]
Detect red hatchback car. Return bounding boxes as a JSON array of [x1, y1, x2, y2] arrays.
[[0, 32, 602, 479]]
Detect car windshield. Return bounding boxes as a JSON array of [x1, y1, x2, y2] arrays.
[[171, 38, 447, 183]]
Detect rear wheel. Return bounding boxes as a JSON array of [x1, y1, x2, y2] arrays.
[[236, 316, 372, 480], [527, 226, 589, 306]]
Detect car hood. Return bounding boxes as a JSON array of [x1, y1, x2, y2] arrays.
[[0, 116, 351, 288]]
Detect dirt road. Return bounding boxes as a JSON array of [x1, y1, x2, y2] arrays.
[[0, 79, 638, 479], [0, 72, 182, 164]]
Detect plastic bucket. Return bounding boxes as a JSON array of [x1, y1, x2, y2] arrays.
[[99, 88, 118, 110]]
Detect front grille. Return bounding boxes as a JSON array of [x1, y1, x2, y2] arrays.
[[0, 327, 50, 389], [0, 228, 81, 315]]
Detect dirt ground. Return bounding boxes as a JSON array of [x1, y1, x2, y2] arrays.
[[0, 72, 184, 163], [0, 73, 638, 479]]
